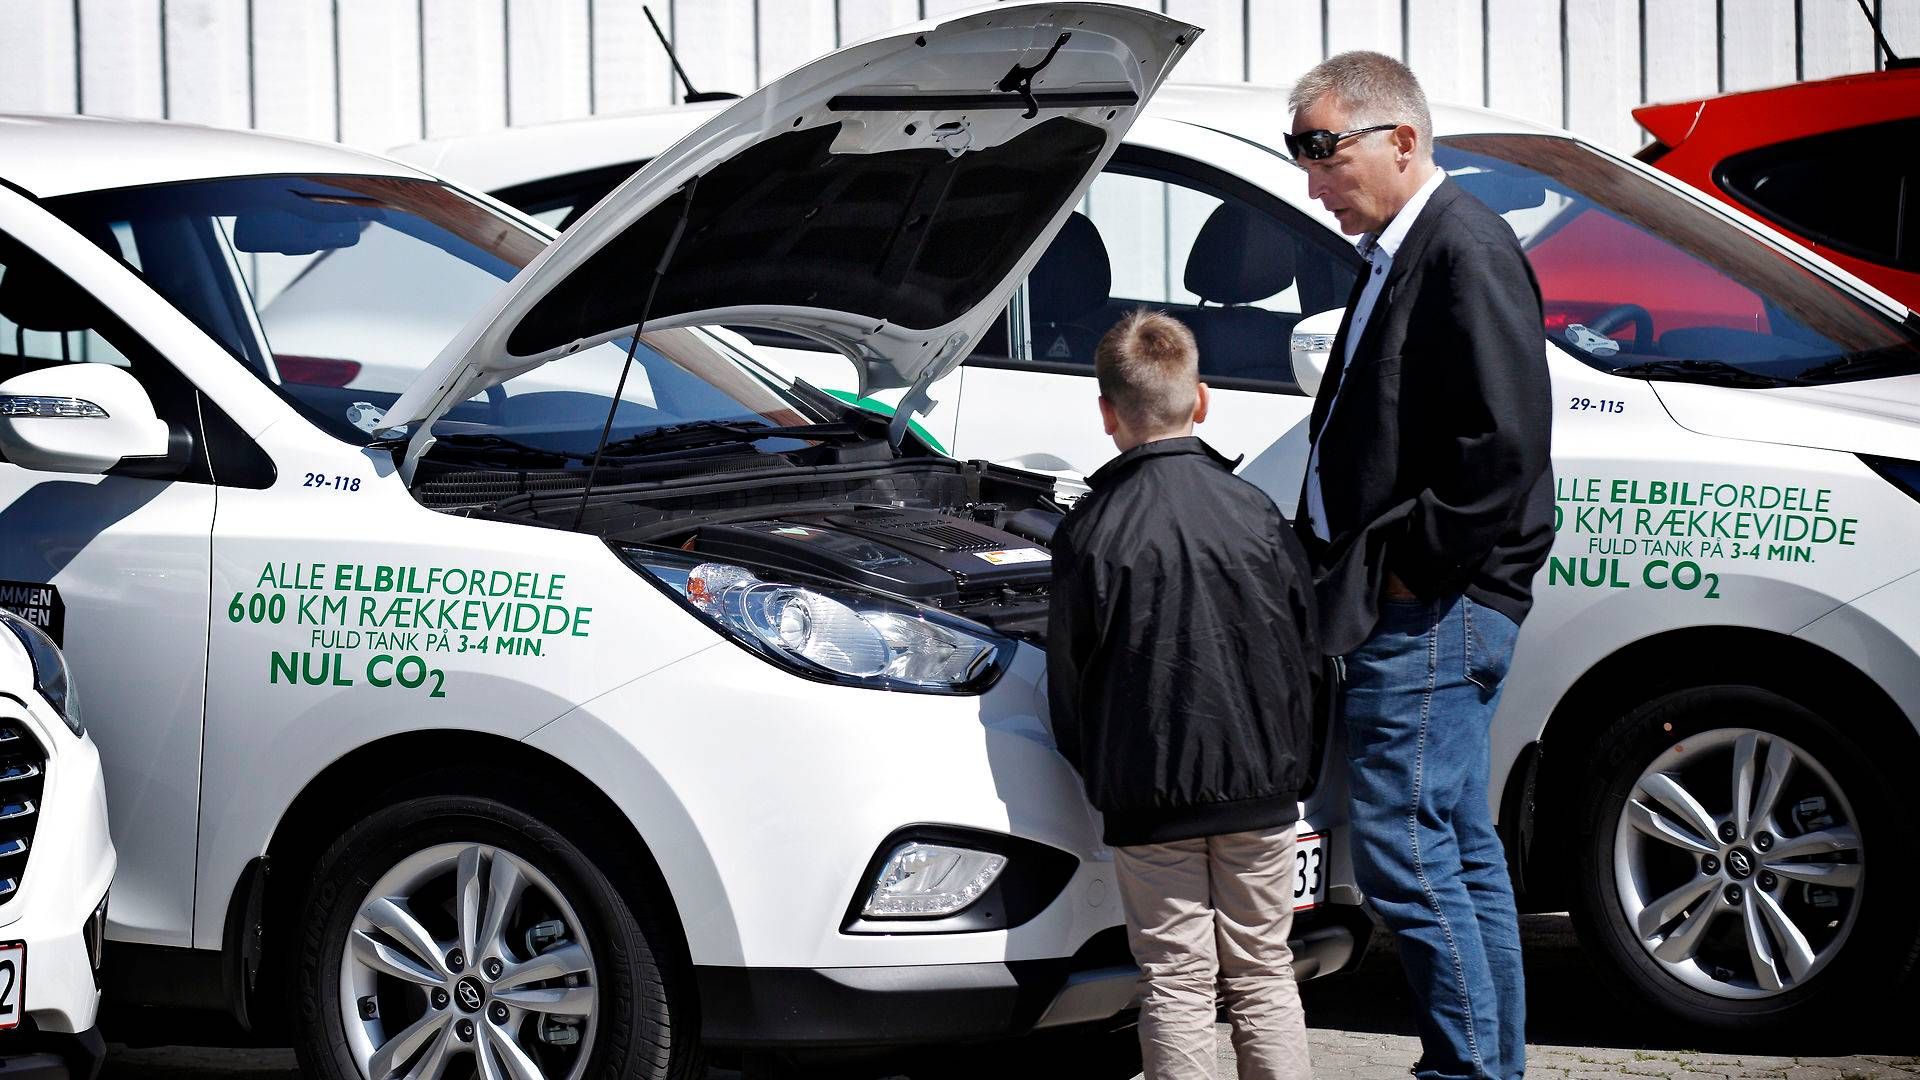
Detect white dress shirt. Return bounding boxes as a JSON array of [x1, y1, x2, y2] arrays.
[[1304, 168, 1446, 542]]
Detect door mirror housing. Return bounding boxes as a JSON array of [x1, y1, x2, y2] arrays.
[[0, 364, 188, 476], [1289, 308, 1344, 398]]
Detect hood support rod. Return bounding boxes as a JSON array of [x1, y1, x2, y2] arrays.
[[572, 175, 700, 531]]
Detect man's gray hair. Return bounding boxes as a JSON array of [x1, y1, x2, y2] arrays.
[[1289, 50, 1433, 156]]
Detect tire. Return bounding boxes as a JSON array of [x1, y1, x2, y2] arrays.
[[1570, 684, 1916, 1031], [291, 792, 701, 1080]]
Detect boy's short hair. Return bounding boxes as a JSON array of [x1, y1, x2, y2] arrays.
[[1094, 310, 1199, 432]]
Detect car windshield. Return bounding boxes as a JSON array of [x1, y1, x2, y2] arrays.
[[1434, 134, 1920, 386], [45, 174, 817, 454]]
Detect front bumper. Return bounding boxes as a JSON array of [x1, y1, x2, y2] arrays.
[[540, 641, 1360, 971], [0, 700, 114, 1045], [694, 905, 1371, 1049], [0, 1023, 104, 1080]]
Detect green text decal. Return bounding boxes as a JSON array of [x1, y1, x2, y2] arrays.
[[235, 562, 594, 697], [1547, 478, 1863, 599]]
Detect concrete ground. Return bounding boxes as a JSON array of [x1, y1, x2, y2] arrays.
[[100, 916, 1918, 1078]]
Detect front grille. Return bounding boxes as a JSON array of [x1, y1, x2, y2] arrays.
[[0, 721, 46, 902]]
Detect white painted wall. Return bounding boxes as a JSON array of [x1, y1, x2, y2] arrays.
[[0, 0, 1910, 154]]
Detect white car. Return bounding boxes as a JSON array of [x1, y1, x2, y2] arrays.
[[0, 609, 113, 1077], [397, 82, 1920, 1028], [0, 8, 1374, 1079]]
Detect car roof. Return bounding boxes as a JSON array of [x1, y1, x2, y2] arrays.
[[391, 81, 1579, 195], [1632, 67, 1920, 154], [0, 113, 434, 199], [1147, 82, 1568, 143]]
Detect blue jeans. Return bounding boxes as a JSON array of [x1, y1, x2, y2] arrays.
[[1342, 593, 1526, 1080]]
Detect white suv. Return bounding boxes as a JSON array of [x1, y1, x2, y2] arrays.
[[0, 610, 113, 1078], [399, 82, 1920, 1029], [0, 9, 1370, 1079]]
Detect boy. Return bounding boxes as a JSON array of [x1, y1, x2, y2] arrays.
[[1047, 310, 1320, 1080]]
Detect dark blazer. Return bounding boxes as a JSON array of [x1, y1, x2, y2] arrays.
[[1048, 437, 1319, 847], [1295, 177, 1554, 656]]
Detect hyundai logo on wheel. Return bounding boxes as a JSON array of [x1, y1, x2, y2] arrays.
[[1727, 849, 1754, 879]]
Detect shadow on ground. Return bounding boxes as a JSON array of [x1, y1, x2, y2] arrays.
[[1305, 914, 1920, 1058], [102, 915, 1917, 1077]]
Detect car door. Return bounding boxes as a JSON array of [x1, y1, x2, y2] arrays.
[[0, 189, 224, 947], [951, 122, 1362, 505]]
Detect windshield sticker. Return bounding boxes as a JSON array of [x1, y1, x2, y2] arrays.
[[0, 581, 64, 647], [346, 402, 393, 435], [237, 562, 594, 698], [976, 548, 1050, 566], [1548, 477, 1862, 598], [1563, 325, 1620, 358]]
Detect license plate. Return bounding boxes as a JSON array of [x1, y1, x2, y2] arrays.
[[1292, 834, 1327, 911], [0, 941, 23, 1030]]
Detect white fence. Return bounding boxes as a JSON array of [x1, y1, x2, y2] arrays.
[[1, 0, 1914, 157]]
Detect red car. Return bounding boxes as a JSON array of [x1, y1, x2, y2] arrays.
[[1634, 65, 1920, 310]]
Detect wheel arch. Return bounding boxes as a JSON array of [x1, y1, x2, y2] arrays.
[[238, 728, 695, 1039], [1511, 624, 1916, 912]]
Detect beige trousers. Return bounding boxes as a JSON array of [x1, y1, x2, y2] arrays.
[[1114, 827, 1312, 1080]]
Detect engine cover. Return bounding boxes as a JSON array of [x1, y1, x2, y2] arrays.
[[691, 506, 1053, 603]]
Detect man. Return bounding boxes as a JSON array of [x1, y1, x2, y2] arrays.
[[1047, 311, 1320, 1080], [1288, 52, 1553, 1080]]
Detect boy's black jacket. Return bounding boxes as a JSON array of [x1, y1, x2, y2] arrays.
[[1047, 436, 1319, 847]]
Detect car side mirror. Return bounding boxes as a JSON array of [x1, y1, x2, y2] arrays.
[[1290, 308, 1345, 398], [0, 364, 189, 476]]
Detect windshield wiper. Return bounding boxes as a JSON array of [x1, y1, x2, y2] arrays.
[[427, 432, 591, 464], [1794, 346, 1920, 384], [598, 419, 871, 458], [1610, 358, 1804, 388]]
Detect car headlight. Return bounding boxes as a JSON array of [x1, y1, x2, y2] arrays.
[[0, 609, 80, 735], [621, 550, 1013, 694]]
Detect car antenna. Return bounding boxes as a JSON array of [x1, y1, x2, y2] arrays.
[[1851, 0, 1916, 69], [643, 5, 741, 104], [572, 175, 700, 531]]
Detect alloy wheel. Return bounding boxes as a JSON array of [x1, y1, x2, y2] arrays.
[[1613, 727, 1863, 999], [340, 843, 599, 1080]]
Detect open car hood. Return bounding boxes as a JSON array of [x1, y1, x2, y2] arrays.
[[382, 3, 1196, 452]]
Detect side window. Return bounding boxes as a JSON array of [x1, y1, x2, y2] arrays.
[[0, 227, 140, 371], [0, 229, 220, 482], [998, 159, 1359, 392], [1718, 120, 1915, 270]]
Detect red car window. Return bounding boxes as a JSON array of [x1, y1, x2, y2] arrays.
[[1717, 119, 1918, 271]]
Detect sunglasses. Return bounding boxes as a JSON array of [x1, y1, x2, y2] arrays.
[[1283, 123, 1400, 161]]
